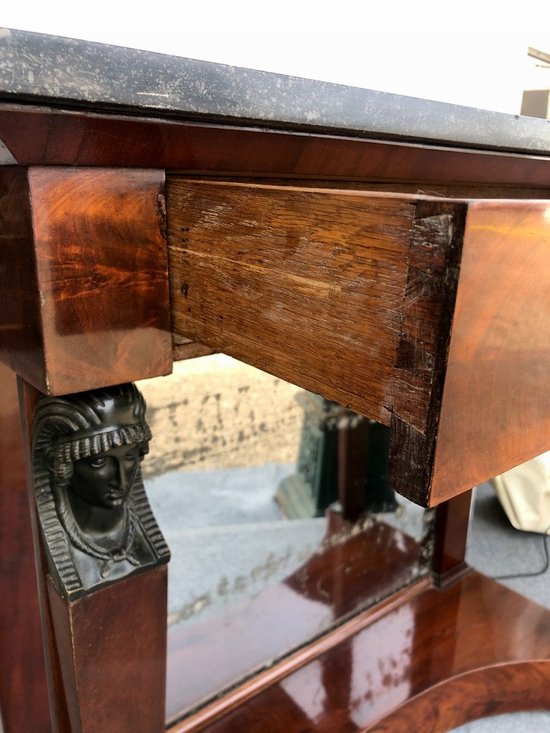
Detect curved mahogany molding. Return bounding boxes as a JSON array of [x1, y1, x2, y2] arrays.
[[367, 661, 550, 732]]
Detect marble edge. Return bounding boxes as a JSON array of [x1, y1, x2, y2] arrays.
[[0, 26, 549, 155]]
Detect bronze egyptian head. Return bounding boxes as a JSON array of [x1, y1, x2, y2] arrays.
[[32, 383, 169, 600]]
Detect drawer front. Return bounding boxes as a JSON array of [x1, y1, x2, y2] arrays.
[[167, 180, 467, 505]]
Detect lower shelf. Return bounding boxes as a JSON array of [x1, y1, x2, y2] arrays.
[[167, 570, 550, 732]]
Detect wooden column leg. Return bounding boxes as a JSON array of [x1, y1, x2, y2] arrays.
[[18, 378, 170, 733], [46, 568, 168, 733], [337, 410, 370, 522], [431, 490, 473, 588], [0, 363, 51, 732], [336, 416, 395, 523]]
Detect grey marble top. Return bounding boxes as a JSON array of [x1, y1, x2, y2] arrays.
[[1, 27, 549, 155]]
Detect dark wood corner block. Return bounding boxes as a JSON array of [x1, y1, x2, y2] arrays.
[[167, 180, 550, 506], [0, 167, 172, 394]]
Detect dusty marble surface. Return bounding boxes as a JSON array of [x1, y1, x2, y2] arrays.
[[1, 27, 549, 154]]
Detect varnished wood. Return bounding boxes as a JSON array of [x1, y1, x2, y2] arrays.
[[1, 104, 549, 192], [17, 376, 168, 733], [432, 201, 550, 502], [166, 520, 423, 722], [167, 180, 468, 505], [48, 568, 168, 733], [0, 168, 45, 389], [0, 364, 50, 732], [1, 35, 549, 733], [171, 572, 550, 733], [168, 180, 550, 506], [17, 377, 73, 732], [337, 412, 370, 521], [367, 662, 550, 732], [169, 579, 431, 733], [431, 492, 472, 587], [0, 167, 173, 394]]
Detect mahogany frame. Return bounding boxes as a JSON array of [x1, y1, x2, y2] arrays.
[[1, 35, 550, 733]]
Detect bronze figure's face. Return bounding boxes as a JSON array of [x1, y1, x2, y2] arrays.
[[69, 444, 141, 509], [32, 382, 169, 600], [60, 388, 148, 511]]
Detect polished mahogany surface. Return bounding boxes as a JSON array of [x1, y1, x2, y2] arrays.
[[166, 520, 424, 722], [175, 572, 550, 733], [431, 491, 472, 586], [17, 376, 72, 732], [370, 661, 550, 732], [0, 167, 173, 394], [48, 568, 168, 733], [0, 168, 46, 390], [0, 364, 50, 732], [0, 105, 549, 194], [432, 200, 550, 501], [1, 28, 549, 733]]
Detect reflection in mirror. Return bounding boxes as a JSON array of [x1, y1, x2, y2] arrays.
[[138, 355, 427, 720]]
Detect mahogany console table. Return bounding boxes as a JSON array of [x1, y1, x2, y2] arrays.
[[1, 28, 549, 733]]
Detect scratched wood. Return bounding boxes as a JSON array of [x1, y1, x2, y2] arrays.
[[168, 181, 550, 506], [167, 180, 466, 505], [168, 180, 418, 425], [388, 200, 467, 504]]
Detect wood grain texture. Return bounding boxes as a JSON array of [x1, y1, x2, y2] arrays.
[[430, 491, 472, 587], [367, 662, 550, 732], [168, 180, 415, 425], [1, 104, 549, 192], [169, 182, 550, 505], [431, 200, 550, 502], [0, 364, 51, 733], [30, 167, 173, 393], [48, 567, 168, 733], [389, 201, 466, 504], [166, 521, 423, 722], [173, 572, 550, 733], [0, 167, 173, 393], [168, 180, 470, 505], [184, 176, 550, 201], [0, 167, 47, 390], [170, 580, 431, 733], [172, 335, 215, 361], [18, 377, 74, 733]]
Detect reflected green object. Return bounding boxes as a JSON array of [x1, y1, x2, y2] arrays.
[[277, 394, 396, 519]]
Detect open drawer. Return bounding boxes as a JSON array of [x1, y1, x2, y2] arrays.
[[167, 180, 550, 506]]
